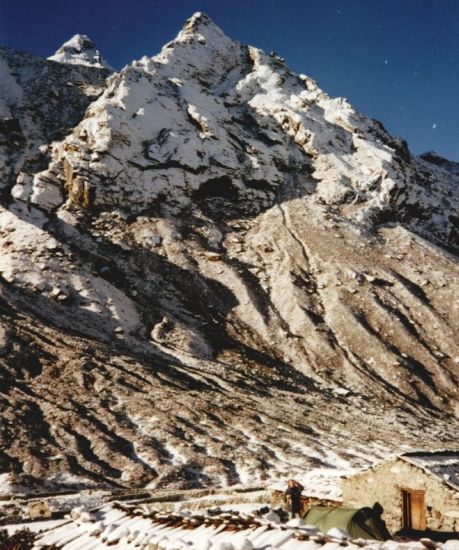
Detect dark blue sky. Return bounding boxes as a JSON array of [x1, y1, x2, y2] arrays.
[[1, 0, 458, 161]]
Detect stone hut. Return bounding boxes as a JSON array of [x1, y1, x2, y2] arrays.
[[270, 471, 344, 516], [342, 451, 459, 534]]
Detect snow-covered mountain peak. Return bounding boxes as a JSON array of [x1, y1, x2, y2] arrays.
[[181, 11, 215, 32], [48, 33, 112, 70], [148, 12, 246, 84], [176, 12, 229, 44], [27, 13, 458, 251]]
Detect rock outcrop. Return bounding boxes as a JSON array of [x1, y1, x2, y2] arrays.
[[0, 13, 458, 491]]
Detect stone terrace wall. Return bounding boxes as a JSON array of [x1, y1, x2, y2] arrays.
[[270, 489, 341, 517], [342, 459, 459, 533]]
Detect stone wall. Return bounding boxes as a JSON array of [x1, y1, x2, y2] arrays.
[[342, 459, 459, 533], [270, 489, 341, 517]]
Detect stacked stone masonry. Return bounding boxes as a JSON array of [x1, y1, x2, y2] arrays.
[[342, 458, 459, 533]]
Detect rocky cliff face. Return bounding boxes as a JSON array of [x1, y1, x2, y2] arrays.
[[0, 44, 110, 198], [0, 13, 458, 492]]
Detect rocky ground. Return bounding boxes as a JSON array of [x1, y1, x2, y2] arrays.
[[0, 13, 458, 492]]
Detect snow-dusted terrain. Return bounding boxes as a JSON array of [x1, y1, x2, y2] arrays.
[[0, 13, 458, 491]]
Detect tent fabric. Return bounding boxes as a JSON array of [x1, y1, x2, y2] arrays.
[[304, 506, 385, 540]]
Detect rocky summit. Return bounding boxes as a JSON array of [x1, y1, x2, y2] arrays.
[[0, 13, 458, 492], [47, 33, 112, 70]]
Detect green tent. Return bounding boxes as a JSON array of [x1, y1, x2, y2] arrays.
[[304, 506, 386, 540]]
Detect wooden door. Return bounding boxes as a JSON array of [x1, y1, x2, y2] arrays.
[[402, 489, 426, 530]]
